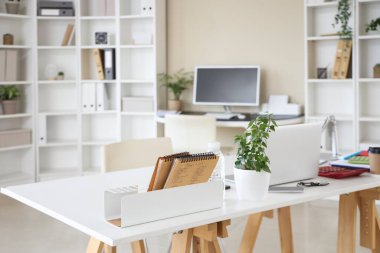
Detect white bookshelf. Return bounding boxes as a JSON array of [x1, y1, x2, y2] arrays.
[[305, 0, 380, 153], [0, 0, 36, 186], [0, 0, 166, 186]]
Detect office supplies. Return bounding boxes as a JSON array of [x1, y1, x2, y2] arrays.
[[5, 50, 18, 81], [369, 147, 380, 174], [104, 48, 115, 80], [141, 0, 154, 15], [268, 186, 304, 193], [61, 24, 74, 46], [261, 95, 302, 115], [0, 50, 5, 81], [96, 82, 109, 111], [332, 40, 352, 79], [82, 83, 96, 112], [38, 115, 47, 144], [266, 123, 322, 185], [104, 186, 138, 220], [348, 156, 369, 165], [164, 153, 218, 188], [93, 49, 105, 80], [297, 180, 329, 187], [330, 159, 370, 170], [343, 150, 362, 160], [318, 166, 369, 179], [38, 1, 75, 16], [148, 152, 190, 191]]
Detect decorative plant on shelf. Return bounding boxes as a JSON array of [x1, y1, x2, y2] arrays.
[[158, 69, 193, 111], [233, 114, 277, 201], [0, 85, 21, 115], [365, 18, 380, 33], [332, 0, 352, 40], [374, 63, 380, 78]]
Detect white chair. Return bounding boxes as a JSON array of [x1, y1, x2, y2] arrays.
[[101, 137, 173, 253], [164, 115, 216, 153], [101, 137, 173, 172]]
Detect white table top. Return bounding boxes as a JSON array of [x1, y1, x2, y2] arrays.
[[2, 168, 380, 246]]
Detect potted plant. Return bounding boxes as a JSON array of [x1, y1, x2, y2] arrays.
[[158, 69, 193, 111], [234, 114, 277, 201], [56, 71, 65, 80], [366, 18, 380, 34], [5, 0, 21, 14], [374, 63, 380, 78], [332, 0, 352, 40], [0, 85, 20, 114]]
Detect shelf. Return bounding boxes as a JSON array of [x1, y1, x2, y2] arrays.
[[81, 45, 116, 49], [359, 140, 380, 150], [0, 13, 31, 19], [82, 111, 118, 115], [0, 45, 31, 49], [38, 46, 76, 50], [0, 81, 33, 86], [358, 0, 380, 3], [120, 45, 154, 49], [360, 116, 380, 122], [307, 36, 340, 41], [39, 169, 81, 181], [0, 113, 33, 119], [0, 172, 34, 187], [358, 35, 380, 40], [120, 15, 154, 19], [306, 1, 338, 7], [80, 16, 116, 20], [39, 140, 78, 148], [82, 140, 116, 146], [38, 80, 76, 84], [121, 80, 154, 83], [121, 112, 155, 116], [308, 79, 353, 84], [0, 144, 33, 153], [39, 111, 77, 116], [358, 78, 380, 82], [37, 16, 75, 20], [81, 80, 117, 83], [307, 115, 353, 121]]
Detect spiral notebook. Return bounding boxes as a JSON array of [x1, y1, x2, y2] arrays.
[[164, 152, 219, 188]]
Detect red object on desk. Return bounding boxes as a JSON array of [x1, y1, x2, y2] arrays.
[[359, 151, 368, 157], [319, 166, 369, 179]]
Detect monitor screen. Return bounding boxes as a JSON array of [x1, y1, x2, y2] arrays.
[[193, 66, 260, 106]]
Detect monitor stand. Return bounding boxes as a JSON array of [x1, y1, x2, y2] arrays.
[[205, 106, 240, 120]]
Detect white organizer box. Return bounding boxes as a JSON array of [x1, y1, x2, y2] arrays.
[[104, 181, 224, 227], [122, 97, 154, 112]]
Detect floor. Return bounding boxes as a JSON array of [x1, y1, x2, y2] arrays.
[[0, 194, 377, 253]]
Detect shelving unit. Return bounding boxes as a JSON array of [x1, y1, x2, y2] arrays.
[[305, 0, 380, 153], [0, 1, 36, 186], [0, 0, 166, 186]]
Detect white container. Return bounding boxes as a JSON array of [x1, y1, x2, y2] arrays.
[[0, 129, 32, 148], [132, 32, 153, 45], [234, 167, 270, 201], [122, 97, 154, 112]]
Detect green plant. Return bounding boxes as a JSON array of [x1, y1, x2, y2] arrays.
[[158, 69, 193, 100], [375, 63, 380, 67], [366, 18, 380, 33], [234, 115, 277, 172], [332, 0, 352, 40], [0, 85, 20, 100], [58, 71, 64, 76]]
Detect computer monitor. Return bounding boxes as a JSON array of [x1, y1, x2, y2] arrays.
[[193, 66, 260, 111]]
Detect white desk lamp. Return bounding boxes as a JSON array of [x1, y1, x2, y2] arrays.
[[321, 115, 339, 160]]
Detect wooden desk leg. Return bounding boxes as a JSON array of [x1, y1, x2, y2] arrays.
[[171, 229, 193, 253], [238, 212, 264, 253], [337, 193, 358, 253], [278, 206, 294, 253], [104, 245, 117, 253], [193, 222, 227, 253], [131, 240, 146, 253], [86, 237, 104, 253]]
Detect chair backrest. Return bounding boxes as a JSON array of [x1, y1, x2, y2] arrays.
[[101, 137, 173, 172], [164, 115, 216, 153]]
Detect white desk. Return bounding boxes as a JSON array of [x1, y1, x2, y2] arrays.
[[2, 167, 380, 252]]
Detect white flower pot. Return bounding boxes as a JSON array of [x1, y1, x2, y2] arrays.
[[234, 167, 271, 201]]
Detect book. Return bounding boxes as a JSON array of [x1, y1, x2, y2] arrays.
[[164, 153, 219, 188], [61, 24, 74, 46], [93, 48, 105, 80], [330, 159, 370, 170]]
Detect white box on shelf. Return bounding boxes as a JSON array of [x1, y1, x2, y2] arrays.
[[38, 115, 47, 145], [141, 0, 154, 16], [104, 181, 223, 227], [96, 82, 109, 111], [122, 97, 154, 112], [132, 32, 153, 45], [0, 129, 32, 148], [82, 83, 96, 112]]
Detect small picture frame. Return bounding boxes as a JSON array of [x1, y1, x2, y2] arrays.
[[317, 68, 328, 79]]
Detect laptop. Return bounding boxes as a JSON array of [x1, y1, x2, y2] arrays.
[[226, 123, 322, 186]]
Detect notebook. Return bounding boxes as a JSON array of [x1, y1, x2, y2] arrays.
[[164, 152, 219, 188]]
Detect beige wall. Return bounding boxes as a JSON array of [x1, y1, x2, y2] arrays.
[[166, 0, 305, 112]]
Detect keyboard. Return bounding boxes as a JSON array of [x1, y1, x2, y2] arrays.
[[205, 112, 239, 120]]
